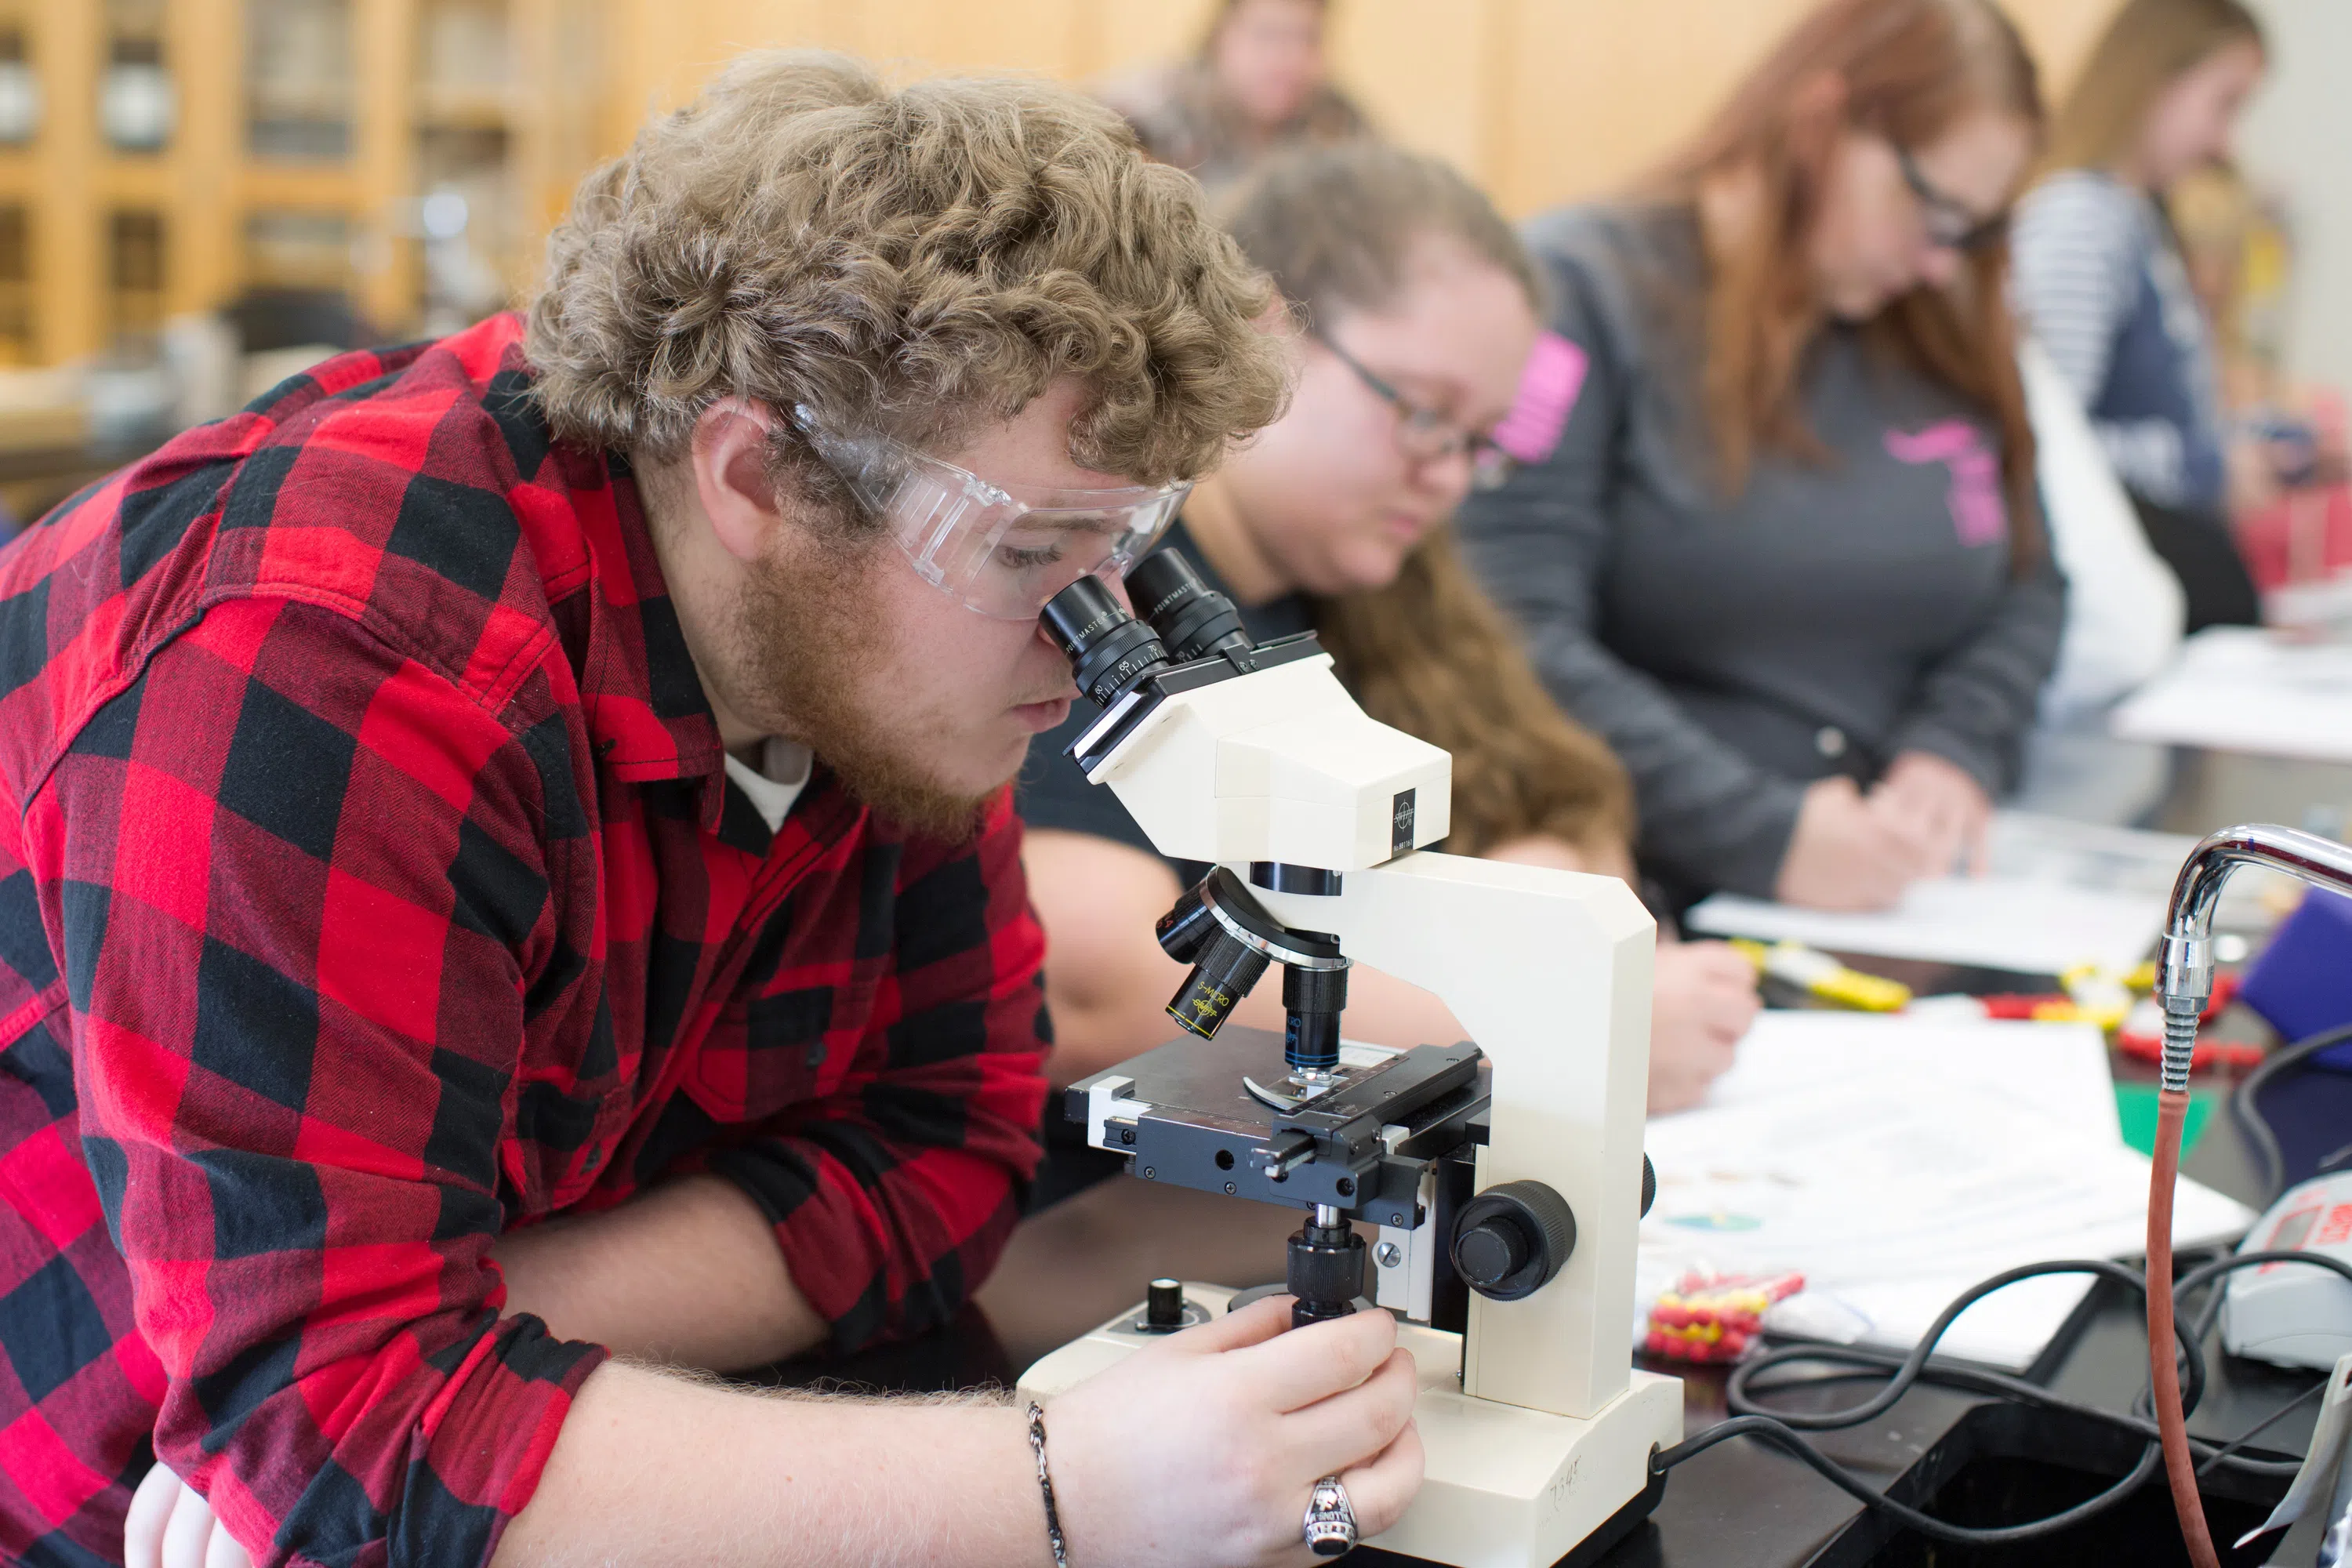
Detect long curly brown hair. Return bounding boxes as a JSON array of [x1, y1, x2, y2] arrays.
[[1222, 143, 1633, 861]]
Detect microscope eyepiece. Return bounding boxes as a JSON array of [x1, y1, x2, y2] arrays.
[[1127, 550, 1254, 664], [1040, 550, 1261, 713], [1040, 576, 1173, 709]]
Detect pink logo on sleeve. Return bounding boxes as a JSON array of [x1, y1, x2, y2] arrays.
[[1491, 332, 1589, 464], [1884, 420, 2007, 547]]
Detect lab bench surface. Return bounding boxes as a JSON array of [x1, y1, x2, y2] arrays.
[[757, 956, 2323, 1568], [752, 743, 2352, 1559]]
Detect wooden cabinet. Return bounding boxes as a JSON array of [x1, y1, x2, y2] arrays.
[[0, 0, 593, 361]]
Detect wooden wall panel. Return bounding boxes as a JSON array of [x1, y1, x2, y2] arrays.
[[33, 0, 101, 363], [165, 0, 238, 317], [1091, 0, 1213, 81], [1487, 0, 2123, 214], [586, 0, 2133, 220], [1324, 0, 1501, 181], [1491, 0, 1817, 215]]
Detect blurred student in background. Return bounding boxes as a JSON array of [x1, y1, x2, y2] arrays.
[[2011, 0, 2286, 633], [1018, 144, 1762, 1166], [1095, 0, 1370, 196], [1458, 0, 2063, 916]]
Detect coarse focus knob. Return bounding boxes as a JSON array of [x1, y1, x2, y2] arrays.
[[1642, 1154, 1657, 1219], [1450, 1180, 1577, 1301], [1146, 1278, 1185, 1329]]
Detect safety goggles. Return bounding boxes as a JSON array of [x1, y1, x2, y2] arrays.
[[793, 407, 1191, 620]]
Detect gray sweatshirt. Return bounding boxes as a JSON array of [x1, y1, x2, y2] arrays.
[[1457, 204, 2066, 901]]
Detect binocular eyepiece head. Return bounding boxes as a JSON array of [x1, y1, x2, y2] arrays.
[[1039, 550, 1254, 710]]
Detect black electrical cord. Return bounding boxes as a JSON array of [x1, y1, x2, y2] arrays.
[[2230, 1019, 2352, 1203], [2196, 1377, 2328, 1477], [1647, 1248, 2352, 1546]]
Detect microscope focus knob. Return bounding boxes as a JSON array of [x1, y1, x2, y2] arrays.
[[1145, 1278, 1186, 1329], [1642, 1154, 1657, 1219], [1451, 1181, 1577, 1301]]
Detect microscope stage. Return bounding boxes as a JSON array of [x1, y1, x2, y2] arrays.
[[1065, 1025, 1490, 1221]]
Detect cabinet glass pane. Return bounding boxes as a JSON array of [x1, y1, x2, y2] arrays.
[[108, 209, 167, 336], [247, 0, 352, 161]]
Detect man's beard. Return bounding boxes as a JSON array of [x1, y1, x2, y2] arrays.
[[728, 540, 1004, 844]]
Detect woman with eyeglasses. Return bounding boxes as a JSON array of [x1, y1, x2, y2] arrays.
[[2010, 0, 2281, 635], [1457, 0, 2063, 916], [1016, 143, 1763, 1173]]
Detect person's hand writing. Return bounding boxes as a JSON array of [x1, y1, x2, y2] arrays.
[[1646, 939, 1762, 1114], [1773, 776, 1933, 912], [1867, 750, 1991, 877], [1051, 1294, 1424, 1566]]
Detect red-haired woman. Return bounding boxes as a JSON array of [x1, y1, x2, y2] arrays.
[[1459, 0, 2063, 915]]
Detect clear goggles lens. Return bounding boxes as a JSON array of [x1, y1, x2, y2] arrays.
[[795, 408, 1191, 620]]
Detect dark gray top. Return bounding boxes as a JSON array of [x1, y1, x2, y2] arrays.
[[1457, 203, 2066, 902]]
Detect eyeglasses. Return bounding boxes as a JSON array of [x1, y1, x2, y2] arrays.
[[793, 408, 1189, 621], [1894, 143, 2009, 255], [1312, 332, 1518, 492]]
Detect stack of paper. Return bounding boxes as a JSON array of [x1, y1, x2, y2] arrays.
[[2114, 626, 2352, 763], [1637, 1012, 2252, 1370], [1685, 811, 2285, 974], [1685, 873, 2164, 975]]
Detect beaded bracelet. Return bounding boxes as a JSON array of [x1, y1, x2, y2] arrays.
[[1025, 1401, 1070, 1567]]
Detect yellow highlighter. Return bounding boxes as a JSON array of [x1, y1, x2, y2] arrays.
[[1729, 938, 1913, 1012]]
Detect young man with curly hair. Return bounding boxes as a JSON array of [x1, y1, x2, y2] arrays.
[[0, 53, 1423, 1568]]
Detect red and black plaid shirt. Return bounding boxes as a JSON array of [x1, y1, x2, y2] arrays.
[[0, 314, 1050, 1568]]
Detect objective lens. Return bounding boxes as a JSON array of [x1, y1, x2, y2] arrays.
[[1282, 960, 1348, 1076], [1127, 550, 1254, 663], [1167, 930, 1272, 1040], [1155, 879, 1219, 963], [1040, 577, 1173, 709]]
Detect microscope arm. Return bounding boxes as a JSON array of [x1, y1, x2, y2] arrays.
[[1252, 851, 1655, 1421]]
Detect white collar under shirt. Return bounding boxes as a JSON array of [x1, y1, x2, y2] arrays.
[[721, 737, 815, 833]]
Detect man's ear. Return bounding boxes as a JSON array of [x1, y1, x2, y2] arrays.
[[688, 397, 787, 565]]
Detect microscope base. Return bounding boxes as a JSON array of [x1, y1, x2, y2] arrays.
[[1016, 1283, 1683, 1568]]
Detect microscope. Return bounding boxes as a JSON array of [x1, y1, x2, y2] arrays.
[[1016, 553, 1682, 1567]]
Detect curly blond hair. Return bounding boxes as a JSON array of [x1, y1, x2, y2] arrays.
[[527, 50, 1288, 489]]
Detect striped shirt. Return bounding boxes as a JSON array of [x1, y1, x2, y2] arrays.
[[2010, 169, 2228, 511]]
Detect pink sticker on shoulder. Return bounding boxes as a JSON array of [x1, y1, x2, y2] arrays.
[[1490, 332, 1589, 465]]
